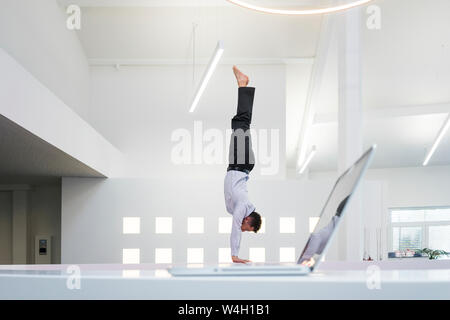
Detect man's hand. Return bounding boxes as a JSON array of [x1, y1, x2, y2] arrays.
[[232, 256, 251, 264], [301, 257, 315, 267]]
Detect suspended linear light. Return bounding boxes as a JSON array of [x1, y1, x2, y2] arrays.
[[298, 145, 317, 174], [226, 0, 374, 15], [189, 41, 224, 113], [423, 114, 450, 166]]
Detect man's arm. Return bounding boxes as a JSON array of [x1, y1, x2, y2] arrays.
[[230, 205, 250, 263]]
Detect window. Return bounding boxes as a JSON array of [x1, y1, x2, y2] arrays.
[[218, 217, 232, 234], [187, 248, 204, 263], [122, 248, 140, 264], [280, 217, 295, 233], [309, 217, 320, 233], [392, 226, 422, 251], [155, 248, 172, 263], [279, 247, 296, 262], [218, 248, 232, 263], [155, 217, 172, 234], [122, 217, 140, 234], [258, 217, 266, 233], [122, 269, 140, 278], [187, 217, 204, 234], [390, 207, 450, 252], [429, 226, 450, 252], [154, 269, 171, 278], [249, 248, 265, 262]]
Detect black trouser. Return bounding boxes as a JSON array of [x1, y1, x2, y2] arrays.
[[227, 87, 256, 173]]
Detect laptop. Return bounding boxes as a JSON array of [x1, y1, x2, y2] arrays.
[[169, 145, 376, 276]]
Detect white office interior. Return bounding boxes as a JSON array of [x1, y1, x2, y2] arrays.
[[0, 0, 450, 299]]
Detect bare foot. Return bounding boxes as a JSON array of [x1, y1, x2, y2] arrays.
[[233, 65, 249, 87]]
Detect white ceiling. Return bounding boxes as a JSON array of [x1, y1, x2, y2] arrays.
[[59, 0, 339, 8], [304, 0, 450, 171], [66, 0, 450, 172], [73, 4, 321, 61]]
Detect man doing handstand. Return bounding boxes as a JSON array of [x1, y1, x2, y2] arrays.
[[224, 66, 262, 264]]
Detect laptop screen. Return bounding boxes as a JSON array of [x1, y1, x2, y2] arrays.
[[297, 146, 375, 270]]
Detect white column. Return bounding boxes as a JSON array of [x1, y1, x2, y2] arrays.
[[12, 190, 28, 264], [337, 6, 364, 261]]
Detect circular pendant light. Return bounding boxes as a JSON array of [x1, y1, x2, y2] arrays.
[[226, 0, 374, 15]]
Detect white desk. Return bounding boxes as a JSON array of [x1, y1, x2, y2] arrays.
[[0, 261, 449, 299]]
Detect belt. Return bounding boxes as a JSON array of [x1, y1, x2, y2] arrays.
[[227, 166, 250, 174]]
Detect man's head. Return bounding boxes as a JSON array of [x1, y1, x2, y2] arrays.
[[241, 211, 262, 233]]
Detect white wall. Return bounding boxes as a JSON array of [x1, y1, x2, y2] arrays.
[[61, 177, 321, 264], [309, 165, 450, 208], [366, 166, 450, 208], [61, 177, 384, 264], [61, 63, 389, 264], [285, 62, 313, 169], [88, 64, 286, 179], [0, 48, 124, 178], [0, 0, 91, 121]]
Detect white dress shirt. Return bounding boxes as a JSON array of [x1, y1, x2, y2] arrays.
[[224, 170, 256, 257]]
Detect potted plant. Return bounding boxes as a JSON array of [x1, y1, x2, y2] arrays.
[[416, 248, 450, 260]]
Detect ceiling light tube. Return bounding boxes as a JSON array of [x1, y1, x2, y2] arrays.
[[298, 145, 317, 174], [423, 114, 450, 166], [189, 41, 224, 113], [227, 0, 373, 15]]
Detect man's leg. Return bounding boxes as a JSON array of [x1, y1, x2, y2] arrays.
[[228, 67, 256, 173], [231, 86, 255, 132]]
